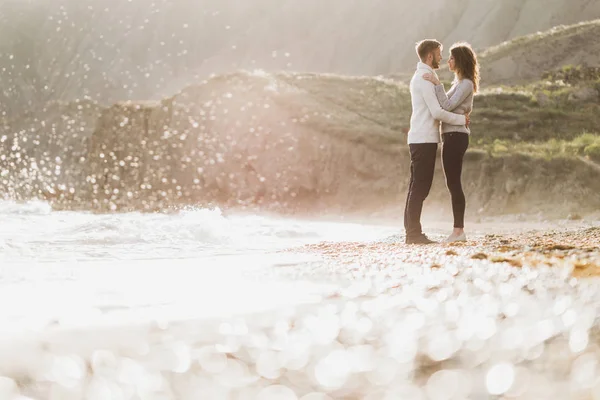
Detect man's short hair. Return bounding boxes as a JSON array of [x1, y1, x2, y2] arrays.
[[415, 39, 442, 62]]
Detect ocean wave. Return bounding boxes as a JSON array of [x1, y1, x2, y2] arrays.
[[0, 201, 399, 264], [0, 200, 53, 216]]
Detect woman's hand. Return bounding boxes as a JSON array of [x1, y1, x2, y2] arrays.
[[422, 73, 441, 85]]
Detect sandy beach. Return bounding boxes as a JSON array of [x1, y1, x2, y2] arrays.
[[0, 216, 598, 400]]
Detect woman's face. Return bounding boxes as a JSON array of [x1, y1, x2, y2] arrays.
[[448, 53, 456, 72]]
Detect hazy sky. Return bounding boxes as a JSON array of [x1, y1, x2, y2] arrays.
[[1, 0, 599, 117]]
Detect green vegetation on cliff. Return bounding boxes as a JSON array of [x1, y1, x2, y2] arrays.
[[263, 69, 600, 152]]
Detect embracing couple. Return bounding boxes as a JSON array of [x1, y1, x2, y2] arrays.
[[404, 39, 480, 245]]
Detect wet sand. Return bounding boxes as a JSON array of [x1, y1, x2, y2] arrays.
[[3, 223, 600, 400]]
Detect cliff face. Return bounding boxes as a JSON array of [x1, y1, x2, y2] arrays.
[[425, 152, 600, 221], [84, 72, 408, 213], [476, 19, 600, 86], [81, 72, 600, 218]]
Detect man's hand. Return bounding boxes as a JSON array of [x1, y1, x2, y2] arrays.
[[465, 113, 471, 127], [422, 73, 441, 86]]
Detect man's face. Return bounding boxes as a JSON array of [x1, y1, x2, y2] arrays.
[[431, 47, 442, 69]]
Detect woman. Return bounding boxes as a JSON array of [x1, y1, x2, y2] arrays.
[[423, 42, 480, 243]]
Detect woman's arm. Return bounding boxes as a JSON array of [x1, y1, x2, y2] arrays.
[[420, 79, 467, 126], [433, 80, 473, 112]]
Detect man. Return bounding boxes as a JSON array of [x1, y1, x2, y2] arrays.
[[404, 39, 469, 245]]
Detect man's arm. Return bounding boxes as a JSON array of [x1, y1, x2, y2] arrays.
[[434, 80, 473, 111], [420, 80, 466, 125]]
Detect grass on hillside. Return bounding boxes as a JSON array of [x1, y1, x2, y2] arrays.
[[473, 132, 600, 162], [275, 72, 412, 150], [474, 90, 600, 142], [270, 68, 600, 151], [472, 65, 600, 144]]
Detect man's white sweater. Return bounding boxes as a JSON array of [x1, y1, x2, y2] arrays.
[[407, 62, 467, 144]]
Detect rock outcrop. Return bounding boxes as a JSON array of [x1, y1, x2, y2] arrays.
[[84, 72, 408, 213]]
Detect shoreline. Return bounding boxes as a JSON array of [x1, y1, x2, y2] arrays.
[[0, 224, 598, 399]]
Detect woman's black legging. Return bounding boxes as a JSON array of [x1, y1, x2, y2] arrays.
[[442, 132, 469, 228]]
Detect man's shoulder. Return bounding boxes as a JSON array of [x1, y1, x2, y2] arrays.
[[410, 71, 430, 88]]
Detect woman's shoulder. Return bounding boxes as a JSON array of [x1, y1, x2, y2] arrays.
[[456, 78, 474, 92]]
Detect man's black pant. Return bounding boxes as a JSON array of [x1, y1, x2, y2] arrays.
[[404, 143, 438, 239]]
